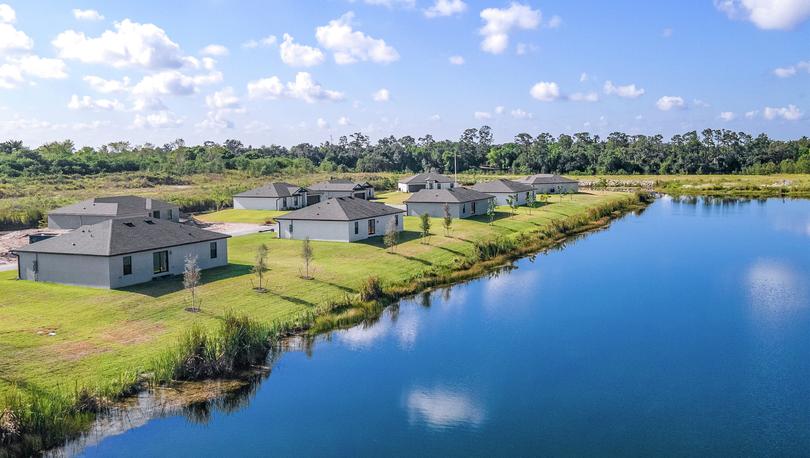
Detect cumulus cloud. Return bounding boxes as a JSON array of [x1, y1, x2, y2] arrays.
[[529, 81, 560, 102], [205, 87, 240, 110], [763, 104, 802, 120], [474, 111, 491, 120], [448, 55, 464, 65], [0, 4, 16, 23], [0, 22, 33, 52], [510, 108, 532, 119], [338, 115, 351, 126], [317, 117, 329, 129], [247, 72, 344, 103], [316, 12, 399, 64], [719, 111, 736, 121], [424, 0, 467, 18], [569, 91, 599, 102], [72, 9, 104, 21], [494, 105, 505, 114], [242, 35, 277, 49], [479, 3, 541, 54], [656, 95, 685, 111], [132, 70, 222, 97], [53, 19, 189, 70], [83, 75, 130, 93], [7, 55, 67, 79], [772, 61, 810, 78], [603, 80, 645, 98], [133, 110, 183, 129], [364, 0, 416, 7], [200, 44, 228, 57], [279, 33, 325, 67], [714, 0, 810, 30], [406, 387, 486, 429], [372, 88, 390, 102], [67, 94, 124, 111]]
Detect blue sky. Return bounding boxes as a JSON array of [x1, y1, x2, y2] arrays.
[[0, 0, 808, 147]]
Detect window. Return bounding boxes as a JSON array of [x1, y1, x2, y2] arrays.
[[152, 210, 160, 218], [394, 215, 398, 226], [354, 221, 359, 234], [168, 209, 173, 220], [462, 204, 467, 214], [153, 251, 168, 274], [472, 202, 477, 213], [368, 219, 376, 235], [210, 241, 218, 259], [288, 222, 293, 233], [123, 256, 132, 275]]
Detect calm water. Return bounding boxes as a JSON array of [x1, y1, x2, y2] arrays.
[[77, 197, 810, 457]]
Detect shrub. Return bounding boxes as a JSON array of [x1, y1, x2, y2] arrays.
[[359, 276, 385, 302]]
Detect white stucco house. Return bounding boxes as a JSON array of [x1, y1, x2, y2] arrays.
[[13, 217, 229, 289], [470, 179, 536, 206], [308, 179, 375, 202], [233, 182, 308, 210], [397, 172, 455, 192], [404, 188, 495, 219], [47, 195, 180, 230], [518, 174, 579, 194], [275, 197, 404, 242]]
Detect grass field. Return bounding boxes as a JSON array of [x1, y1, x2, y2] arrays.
[[195, 209, 289, 224], [0, 191, 629, 402], [373, 191, 410, 205]]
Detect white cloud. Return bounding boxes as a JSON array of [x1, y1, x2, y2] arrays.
[[338, 115, 351, 126], [242, 35, 277, 49], [719, 111, 736, 121], [424, 0, 467, 18], [772, 61, 810, 78], [0, 23, 33, 52], [53, 19, 187, 70], [474, 111, 491, 120], [205, 87, 240, 109], [363, 0, 416, 7], [0, 62, 22, 88], [510, 108, 532, 119], [546, 15, 562, 28], [449, 55, 464, 65], [200, 44, 228, 57], [494, 105, 505, 114], [196, 110, 235, 130], [515, 42, 537, 55], [656, 95, 685, 111], [7, 56, 67, 79], [72, 9, 104, 21], [714, 0, 810, 30], [569, 91, 599, 102], [133, 110, 183, 128], [603, 80, 645, 99], [579, 72, 589, 82], [429, 113, 441, 121], [745, 109, 759, 119], [247, 72, 344, 103], [279, 33, 324, 67], [529, 81, 560, 102], [0, 4, 16, 23], [763, 104, 802, 120], [317, 117, 329, 129], [132, 97, 166, 112], [406, 387, 486, 429], [83, 75, 130, 93], [479, 3, 541, 54], [132, 70, 222, 97], [315, 12, 399, 64], [372, 88, 390, 102], [67, 94, 124, 111]]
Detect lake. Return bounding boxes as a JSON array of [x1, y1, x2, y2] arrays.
[[75, 196, 810, 456]]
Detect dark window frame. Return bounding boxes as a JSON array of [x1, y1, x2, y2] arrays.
[[153, 250, 169, 275], [123, 255, 132, 275], [210, 241, 218, 259], [152, 210, 160, 218], [368, 219, 376, 235]]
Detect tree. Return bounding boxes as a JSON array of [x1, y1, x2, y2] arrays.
[[506, 195, 517, 217], [419, 213, 431, 244], [526, 192, 536, 215], [252, 243, 269, 291], [384, 218, 399, 253], [183, 254, 201, 311], [301, 237, 314, 279], [442, 203, 453, 237], [487, 199, 496, 224]]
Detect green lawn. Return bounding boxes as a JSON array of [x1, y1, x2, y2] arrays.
[[372, 191, 410, 205], [195, 209, 288, 224], [0, 191, 630, 400]]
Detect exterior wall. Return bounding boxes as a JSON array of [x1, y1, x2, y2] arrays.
[[276, 213, 404, 242], [316, 191, 354, 200], [233, 194, 306, 210], [530, 182, 579, 194], [16, 239, 228, 289], [489, 190, 534, 206], [47, 207, 180, 230], [406, 199, 491, 219], [148, 207, 181, 223], [16, 252, 111, 288]]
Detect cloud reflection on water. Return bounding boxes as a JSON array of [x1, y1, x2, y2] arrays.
[[406, 387, 486, 429], [746, 259, 808, 325]]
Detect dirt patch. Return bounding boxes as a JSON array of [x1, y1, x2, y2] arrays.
[[45, 340, 109, 362], [100, 321, 167, 346], [0, 228, 69, 265]]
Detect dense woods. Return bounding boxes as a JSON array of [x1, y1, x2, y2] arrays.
[[1, 127, 809, 178]]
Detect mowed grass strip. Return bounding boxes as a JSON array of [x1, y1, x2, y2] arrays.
[[195, 209, 289, 224], [0, 192, 625, 399]]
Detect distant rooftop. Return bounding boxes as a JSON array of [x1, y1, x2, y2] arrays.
[[399, 172, 453, 184], [235, 182, 306, 198], [308, 179, 372, 192], [519, 174, 578, 185], [48, 195, 176, 217], [276, 197, 403, 221], [470, 179, 534, 193], [404, 187, 494, 204]]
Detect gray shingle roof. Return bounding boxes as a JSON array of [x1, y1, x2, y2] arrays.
[[308, 179, 372, 192], [14, 217, 228, 256], [235, 182, 306, 198], [404, 187, 495, 204], [48, 195, 177, 217], [399, 172, 453, 184], [470, 179, 535, 193], [276, 197, 403, 221], [519, 174, 578, 185]]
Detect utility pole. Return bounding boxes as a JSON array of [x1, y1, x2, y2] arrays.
[[454, 149, 457, 186]]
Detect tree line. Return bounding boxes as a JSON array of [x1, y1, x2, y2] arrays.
[[1, 127, 808, 178]]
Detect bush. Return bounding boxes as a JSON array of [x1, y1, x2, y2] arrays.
[[359, 276, 385, 302]]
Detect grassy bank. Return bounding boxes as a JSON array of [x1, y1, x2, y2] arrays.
[[0, 191, 644, 454], [576, 174, 810, 197]]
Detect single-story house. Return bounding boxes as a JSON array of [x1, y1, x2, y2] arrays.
[[404, 188, 495, 219], [47, 195, 180, 230], [470, 179, 536, 206], [13, 217, 229, 289], [397, 172, 455, 192], [275, 197, 404, 242], [233, 182, 308, 210], [308, 179, 375, 202], [518, 174, 579, 194]]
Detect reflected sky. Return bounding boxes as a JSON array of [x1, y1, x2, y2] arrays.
[[405, 386, 486, 430]]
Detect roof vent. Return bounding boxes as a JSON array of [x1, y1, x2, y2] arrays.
[[124, 222, 135, 227], [144, 220, 155, 225]]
